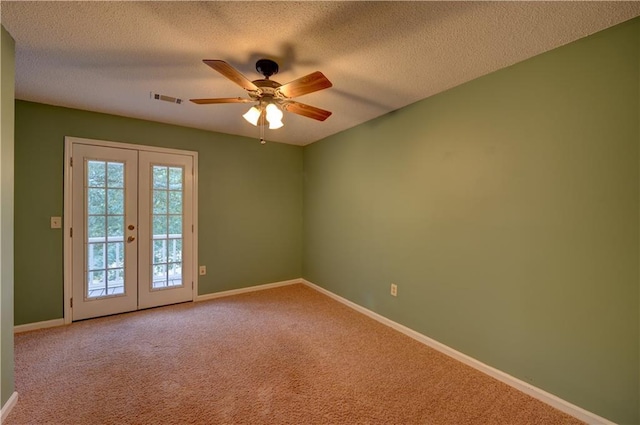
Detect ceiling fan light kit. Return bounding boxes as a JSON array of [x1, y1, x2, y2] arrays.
[[191, 58, 332, 143]]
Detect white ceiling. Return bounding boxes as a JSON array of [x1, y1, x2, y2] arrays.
[[2, 1, 639, 146]]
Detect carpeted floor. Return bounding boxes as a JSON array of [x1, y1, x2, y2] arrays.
[[6, 284, 583, 424]]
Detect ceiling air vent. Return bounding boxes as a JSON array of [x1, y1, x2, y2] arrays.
[[150, 92, 182, 104]]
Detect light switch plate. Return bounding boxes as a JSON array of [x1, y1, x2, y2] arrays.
[[50, 216, 62, 229]]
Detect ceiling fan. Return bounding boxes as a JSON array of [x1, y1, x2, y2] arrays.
[[190, 59, 333, 134]]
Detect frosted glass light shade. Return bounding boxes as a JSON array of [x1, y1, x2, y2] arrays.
[[268, 120, 283, 130], [266, 103, 284, 129], [243, 106, 261, 126]]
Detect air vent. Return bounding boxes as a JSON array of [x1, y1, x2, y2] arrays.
[[150, 92, 182, 104]]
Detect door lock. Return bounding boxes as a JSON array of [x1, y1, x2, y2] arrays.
[[128, 225, 135, 230]]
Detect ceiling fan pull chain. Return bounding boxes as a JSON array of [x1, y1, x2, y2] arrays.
[[260, 109, 266, 145]]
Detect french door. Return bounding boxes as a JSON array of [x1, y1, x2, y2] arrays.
[[68, 140, 195, 321]]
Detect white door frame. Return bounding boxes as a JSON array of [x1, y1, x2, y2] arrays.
[[63, 136, 199, 324]]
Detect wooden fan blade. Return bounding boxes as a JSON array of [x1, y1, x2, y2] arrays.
[[190, 97, 254, 105], [283, 101, 332, 121], [203, 60, 259, 92], [277, 71, 332, 98]]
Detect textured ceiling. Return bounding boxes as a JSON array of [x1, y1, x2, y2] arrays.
[[2, 1, 639, 146]]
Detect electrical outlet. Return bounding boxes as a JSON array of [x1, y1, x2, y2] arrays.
[[390, 283, 398, 297], [199, 266, 206, 276]]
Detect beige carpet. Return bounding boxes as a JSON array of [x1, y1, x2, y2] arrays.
[[6, 284, 583, 424]]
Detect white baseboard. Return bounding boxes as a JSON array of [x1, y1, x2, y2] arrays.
[[301, 279, 614, 425], [14, 318, 65, 334], [195, 278, 301, 302], [0, 391, 18, 422]]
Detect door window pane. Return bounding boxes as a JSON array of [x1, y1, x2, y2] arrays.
[[107, 189, 124, 215], [87, 216, 105, 238], [107, 215, 124, 238], [86, 160, 126, 299], [168, 191, 182, 214], [151, 165, 184, 289], [107, 163, 124, 188], [153, 239, 167, 263], [153, 190, 168, 214], [153, 167, 168, 189], [107, 242, 125, 268], [169, 167, 182, 190], [89, 243, 105, 270], [153, 264, 167, 281], [87, 161, 106, 187], [168, 262, 182, 285], [168, 216, 182, 234], [87, 189, 106, 215], [170, 239, 182, 262], [153, 215, 167, 235], [106, 269, 124, 295]]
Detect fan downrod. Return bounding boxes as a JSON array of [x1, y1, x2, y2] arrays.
[[256, 59, 279, 79]]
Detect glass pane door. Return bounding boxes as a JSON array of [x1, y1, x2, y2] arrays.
[[72, 144, 138, 321], [138, 151, 194, 310]]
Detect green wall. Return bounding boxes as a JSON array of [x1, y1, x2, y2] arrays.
[[303, 18, 640, 424], [14, 101, 303, 325], [1, 24, 16, 409]]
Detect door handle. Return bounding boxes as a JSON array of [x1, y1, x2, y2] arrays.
[[127, 236, 136, 243]]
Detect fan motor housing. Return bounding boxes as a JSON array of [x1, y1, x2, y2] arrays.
[[250, 79, 283, 100], [253, 79, 281, 89], [256, 59, 279, 78]]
